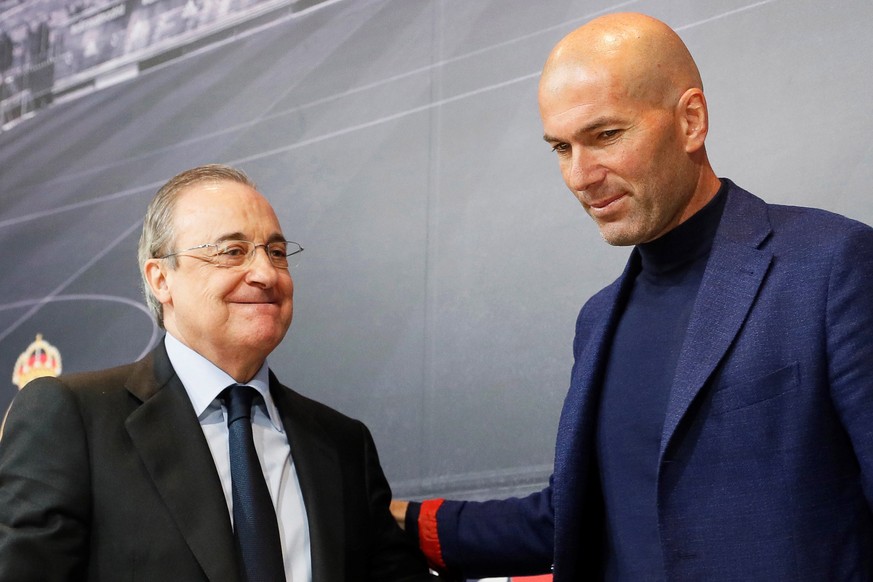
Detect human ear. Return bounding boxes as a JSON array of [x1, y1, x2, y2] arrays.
[[678, 88, 708, 154], [144, 259, 172, 304]]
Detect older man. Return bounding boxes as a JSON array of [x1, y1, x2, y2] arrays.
[[0, 164, 435, 581], [398, 12, 873, 581]]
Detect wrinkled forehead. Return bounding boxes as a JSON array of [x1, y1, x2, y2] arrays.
[[540, 53, 678, 121], [172, 181, 283, 244]]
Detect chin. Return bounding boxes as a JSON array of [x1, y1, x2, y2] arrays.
[[238, 326, 286, 349], [599, 229, 642, 247], [597, 216, 658, 246]]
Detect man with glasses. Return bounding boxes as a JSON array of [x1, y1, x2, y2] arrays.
[[0, 164, 435, 582]]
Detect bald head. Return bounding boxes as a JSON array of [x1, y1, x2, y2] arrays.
[[540, 13, 702, 110], [537, 13, 721, 246]]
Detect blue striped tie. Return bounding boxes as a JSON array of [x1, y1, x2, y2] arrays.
[[223, 385, 285, 581]]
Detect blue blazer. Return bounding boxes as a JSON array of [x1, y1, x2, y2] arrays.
[[435, 181, 873, 580]]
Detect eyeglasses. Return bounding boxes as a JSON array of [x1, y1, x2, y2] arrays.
[[157, 240, 303, 269]]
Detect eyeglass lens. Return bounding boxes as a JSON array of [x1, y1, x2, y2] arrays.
[[212, 241, 301, 269]]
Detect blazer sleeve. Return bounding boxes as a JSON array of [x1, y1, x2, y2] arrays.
[[358, 423, 438, 582], [413, 482, 555, 579], [0, 378, 91, 581], [825, 223, 873, 509]]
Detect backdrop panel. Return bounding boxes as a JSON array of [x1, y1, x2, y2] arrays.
[[2, 0, 872, 500]]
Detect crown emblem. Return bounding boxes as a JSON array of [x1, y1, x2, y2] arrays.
[[12, 334, 63, 390]]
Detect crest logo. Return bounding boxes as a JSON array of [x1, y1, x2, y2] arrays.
[[12, 334, 62, 390]]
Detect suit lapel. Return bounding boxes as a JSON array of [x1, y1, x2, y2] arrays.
[[270, 376, 344, 582], [125, 344, 238, 582], [659, 186, 773, 460], [555, 257, 636, 536]]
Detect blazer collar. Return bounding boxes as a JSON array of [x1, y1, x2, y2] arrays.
[[269, 374, 344, 582], [124, 342, 239, 582], [658, 182, 773, 460]]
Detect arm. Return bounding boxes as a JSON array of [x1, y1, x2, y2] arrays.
[[0, 378, 91, 580], [825, 223, 873, 508], [401, 483, 555, 579]]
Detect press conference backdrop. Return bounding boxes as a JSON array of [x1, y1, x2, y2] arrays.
[[1, 0, 872, 502]]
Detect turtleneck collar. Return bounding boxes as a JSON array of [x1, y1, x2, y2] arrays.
[[637, 180, 728, 278]]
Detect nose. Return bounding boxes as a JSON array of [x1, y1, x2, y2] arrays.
[[564, 149, 606, 193], [245, 245, 280, 287]]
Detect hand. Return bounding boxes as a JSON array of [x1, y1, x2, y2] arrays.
[[390, 500, 410, 530]]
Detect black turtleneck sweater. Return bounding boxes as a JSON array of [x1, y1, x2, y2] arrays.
[[596, 182, 728, 581]]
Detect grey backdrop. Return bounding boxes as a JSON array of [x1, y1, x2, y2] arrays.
[[2, 0, 872, 500]]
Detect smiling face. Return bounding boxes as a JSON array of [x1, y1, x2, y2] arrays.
[[539, 13, 718, 246], [144, 180, 293, 381]]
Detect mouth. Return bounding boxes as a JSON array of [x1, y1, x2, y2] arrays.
[[233, 299, 277, 306], [584, 192, 627, 217], [586, 192, 625, 209]]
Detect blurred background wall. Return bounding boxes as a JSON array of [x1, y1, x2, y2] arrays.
[[2, 0, 872, 503]]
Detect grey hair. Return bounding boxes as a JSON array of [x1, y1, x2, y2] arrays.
[[138, 164, 256, 328]]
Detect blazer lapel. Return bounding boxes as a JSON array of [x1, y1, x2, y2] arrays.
[[270, 376, 344, 582], [559, 257, 639, 458], [659, 185, 773, 460], [125, 344, 238, 582], [555, 257, 636, 538]]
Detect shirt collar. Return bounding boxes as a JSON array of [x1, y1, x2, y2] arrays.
[[164, 333, 284, 432]]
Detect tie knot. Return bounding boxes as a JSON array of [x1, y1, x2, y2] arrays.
[[222, 384, 256, 425]]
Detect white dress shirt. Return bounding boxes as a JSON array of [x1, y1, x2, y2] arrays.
[[165, 333, 312, 582]]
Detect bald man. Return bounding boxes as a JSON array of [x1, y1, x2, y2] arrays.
[[395, 12, 873, 581]]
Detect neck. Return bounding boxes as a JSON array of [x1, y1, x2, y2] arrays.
[[677, 163, 721, 225], [219, 359, 265, 384], [163, 326, 267, 383]]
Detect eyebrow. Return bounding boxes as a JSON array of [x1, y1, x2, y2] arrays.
[[214, 232, 286, 243], [542, 116, 623, 143]]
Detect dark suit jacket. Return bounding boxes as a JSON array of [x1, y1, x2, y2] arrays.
[[432, 181, 873, 580], [0, 341, 434, 581]]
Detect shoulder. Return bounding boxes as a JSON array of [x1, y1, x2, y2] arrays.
[[270, 379, 369, 437], [13, 360, 137, 403], [768, 203, 872, 241], [3, 358, 148, 436], [722, 181, 873, 249], [61, 360, 143, 391], [289, 387, 360, 424], [755, 199, 873, 273]]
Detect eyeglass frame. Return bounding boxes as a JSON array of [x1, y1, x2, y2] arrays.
[[156, 239, 304, 269]]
